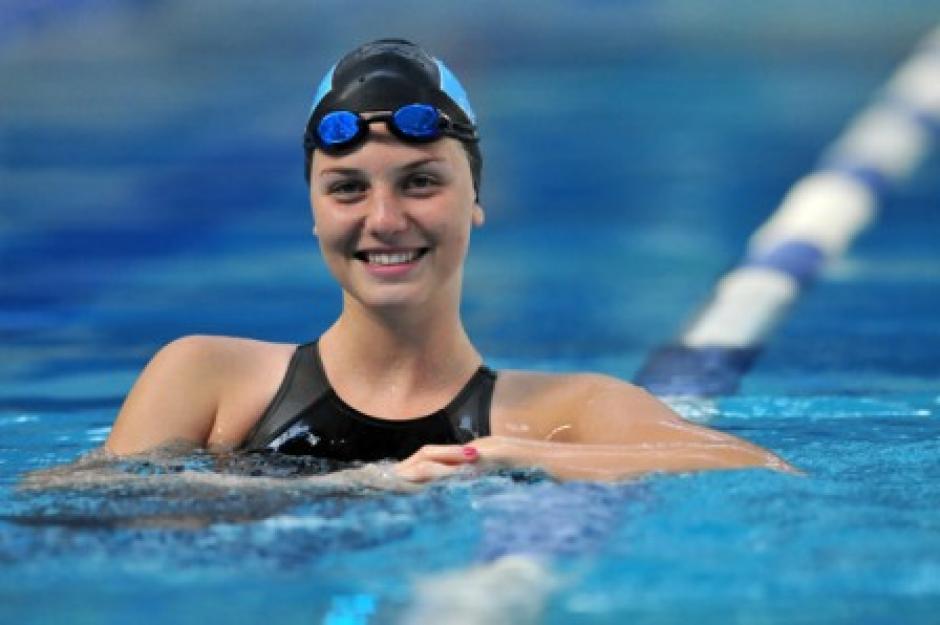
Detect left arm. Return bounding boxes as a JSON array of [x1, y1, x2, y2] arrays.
[[471, 434, 793, 481], [471, 373, 797, 481]]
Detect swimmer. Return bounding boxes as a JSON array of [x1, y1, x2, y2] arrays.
[[104, 39, 796, 483]]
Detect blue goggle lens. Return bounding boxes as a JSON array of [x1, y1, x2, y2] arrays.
[[318, 111, 362, 147], [392, 104, 441, 139]]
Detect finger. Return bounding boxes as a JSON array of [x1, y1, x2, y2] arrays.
[[412, 444, 479, 465], [403, 460, 469, 483]]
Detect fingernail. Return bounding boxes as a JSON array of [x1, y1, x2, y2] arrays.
[[463, 446, 479, 460]]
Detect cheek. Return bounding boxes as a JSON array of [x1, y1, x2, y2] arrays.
[[316, 221, 351, 258], [433, 213, 475, 261], [310, 208, 354, 270], [315, 231, 352, 283], [424, 206, 472, 246], [311, 199, 351, 241]]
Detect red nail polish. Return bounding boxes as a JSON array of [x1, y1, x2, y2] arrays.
[[463, 446, 479, 459]]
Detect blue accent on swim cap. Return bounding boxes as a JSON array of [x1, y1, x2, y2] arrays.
[[310, 63, 336, 114], [435, 58, 476, 125]]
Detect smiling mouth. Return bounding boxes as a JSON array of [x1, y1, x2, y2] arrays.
[[354, 247, 430, 266]]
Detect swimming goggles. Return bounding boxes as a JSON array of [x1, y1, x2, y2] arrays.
[[304, 103, 478, 154]]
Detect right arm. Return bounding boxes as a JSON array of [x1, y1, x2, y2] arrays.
[[105, 335, 295, 455], [105, 336, 225, 455]]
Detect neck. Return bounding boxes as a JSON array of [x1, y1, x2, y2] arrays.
[[319, 293, 481, 394]]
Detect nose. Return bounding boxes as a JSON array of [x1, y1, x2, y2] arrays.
[[365, 184, 408, 236]]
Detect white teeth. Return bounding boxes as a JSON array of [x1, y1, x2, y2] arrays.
[[366, 250, 419, 265]]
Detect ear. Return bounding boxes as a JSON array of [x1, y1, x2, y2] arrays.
[[472, 202, 485, 227]]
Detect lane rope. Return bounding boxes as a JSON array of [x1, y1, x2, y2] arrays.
[[635, 25, 940, 396]]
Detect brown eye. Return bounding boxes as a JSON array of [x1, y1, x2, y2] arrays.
[[403, 172, 439, 193], [328, 179, 367, 199]]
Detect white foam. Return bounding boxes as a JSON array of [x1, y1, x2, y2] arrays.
[[86, 427, 111, 443], [664, 397, 719, 423], [258, 515, 342, 531], [1, 414, 40, 426]]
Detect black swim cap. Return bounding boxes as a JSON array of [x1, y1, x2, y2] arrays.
[[303, 39, 482, 197]]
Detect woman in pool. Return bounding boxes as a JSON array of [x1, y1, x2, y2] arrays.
[[105, 39, 793, 482]]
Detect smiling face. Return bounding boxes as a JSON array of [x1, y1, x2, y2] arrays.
[[309, 124, 484, 314]]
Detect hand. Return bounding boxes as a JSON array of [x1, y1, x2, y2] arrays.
[[394, 444, 480, 483]]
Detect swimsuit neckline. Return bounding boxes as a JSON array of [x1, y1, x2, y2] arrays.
[[311, 341, 491, 425]]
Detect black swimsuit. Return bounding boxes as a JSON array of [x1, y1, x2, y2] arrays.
[[240, 341, 496, 462]]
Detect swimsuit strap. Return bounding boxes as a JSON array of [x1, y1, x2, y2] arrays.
[[438, 363, 495, 442], [240, 342, 329, 451]]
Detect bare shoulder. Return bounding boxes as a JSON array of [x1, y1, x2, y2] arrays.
[[493, 370, 669, 412], [143, 335, 296, 391], [158, 334, 296, 373], [491, 370, 679, 441], [105, 335, 297, 455], [199, 336, 298, 446]]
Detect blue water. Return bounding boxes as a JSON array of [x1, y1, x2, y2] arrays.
[[2, 2, 939, 624]]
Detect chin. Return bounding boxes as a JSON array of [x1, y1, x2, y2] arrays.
[[351, 284, 432, 311]]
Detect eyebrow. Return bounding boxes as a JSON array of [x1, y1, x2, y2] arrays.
[[318, 167, 364, 177], [395, 157, 447, 173], [318, 158, 447, 178]]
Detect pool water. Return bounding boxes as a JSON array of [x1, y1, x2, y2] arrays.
[[2, 2, 939, 624]]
